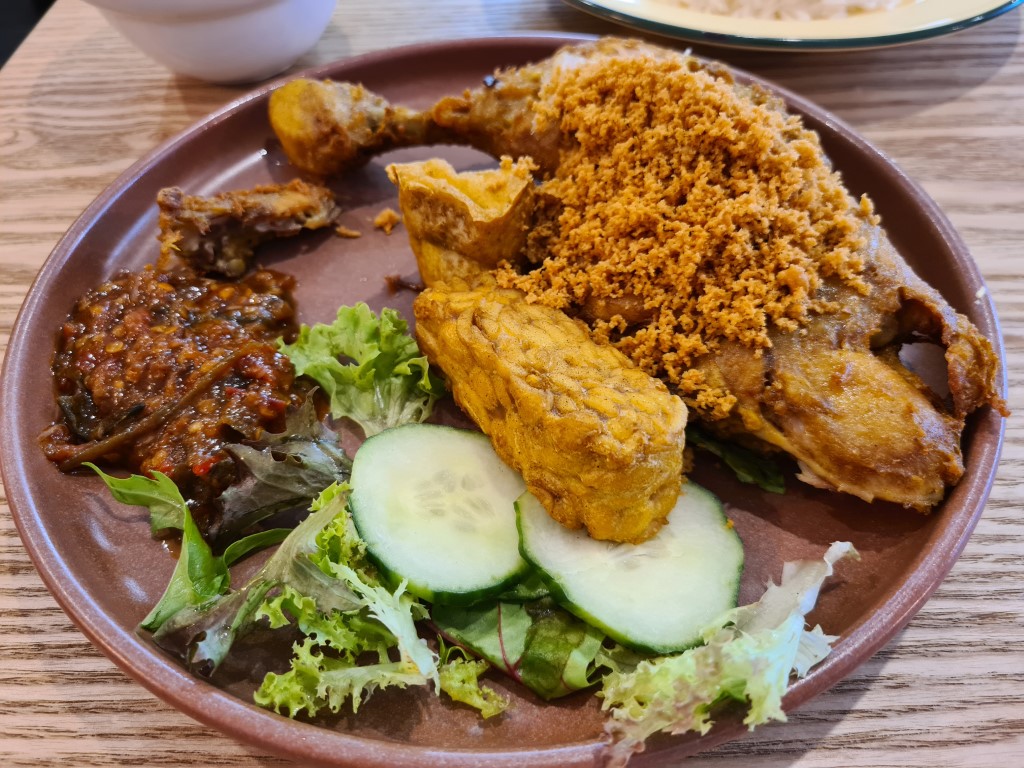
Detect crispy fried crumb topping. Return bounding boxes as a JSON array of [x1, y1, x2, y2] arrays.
[[495, 56, 876, 415]]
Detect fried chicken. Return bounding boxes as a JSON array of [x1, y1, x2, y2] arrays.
[[695, 226, 998, 508], [268, 37, 1005, 513], [157, 179, 338, 277], [268, 79, 449, 178]]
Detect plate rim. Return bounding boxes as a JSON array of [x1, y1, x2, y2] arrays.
[[0, 33, 1008, 768], [561, 0, 1024, 51]]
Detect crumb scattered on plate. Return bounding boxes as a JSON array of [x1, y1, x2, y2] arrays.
[[374, 207, 402, 234], [335, 224, 363, 238]]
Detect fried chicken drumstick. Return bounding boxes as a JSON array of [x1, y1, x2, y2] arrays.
[[269, 38, 1005, 514]]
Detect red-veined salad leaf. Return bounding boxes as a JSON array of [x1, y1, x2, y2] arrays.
[[432, 598, 607, 701]]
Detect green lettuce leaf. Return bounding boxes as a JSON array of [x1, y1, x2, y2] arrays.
[[317, 560, 438, 686], [254, 637, 429, 718], [433, 598, 606, 700], [686, 426, 785, 494], [252, 583, 425, 718], [598, 541, 858, 767], [250, 489, 439, 716], [153, 480, 439, 718], [86, 463, 187, 535], [140, 520, 291, 635], [87, 463, 287, 633], [279, 303, 445, 436], [152, 483, 363, 675], [140, 495, 227, 632]]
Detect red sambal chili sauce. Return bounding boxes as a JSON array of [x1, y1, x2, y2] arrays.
[[39, 265, 302, 532]]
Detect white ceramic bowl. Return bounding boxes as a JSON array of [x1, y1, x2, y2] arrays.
[[83, 0, 337, 84]]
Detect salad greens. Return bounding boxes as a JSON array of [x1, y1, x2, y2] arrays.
[[216, 397, 351, 540], [86, 462, 189, 535], [89, 301, 854, 764], [86, 463, 293, 633], [599, 542, 857, 766], [250, 484, 440, 716], [433, 598, 606, 701], [153, 484, 363, 675], [437, 641, 509, 719], [686, 425, 786, 494], [279, 303, 445, 437]]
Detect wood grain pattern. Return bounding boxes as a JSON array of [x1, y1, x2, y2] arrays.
[[1, 1, 1022, 765]]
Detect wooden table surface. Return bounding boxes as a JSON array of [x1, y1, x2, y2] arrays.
[[1, 1, 1022, 766]]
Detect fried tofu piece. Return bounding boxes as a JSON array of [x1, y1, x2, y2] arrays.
[[414, 284, 688, 543], [386, 156, 535, 288], [157, 180, 338, 277]]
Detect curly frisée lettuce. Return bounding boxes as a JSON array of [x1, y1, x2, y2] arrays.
[[279, 303, 445, 436], [247, 485, 508, 719], [598, 542, 858, 766]]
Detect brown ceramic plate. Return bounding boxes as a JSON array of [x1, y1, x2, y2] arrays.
[[0, 36, 1007, 768]]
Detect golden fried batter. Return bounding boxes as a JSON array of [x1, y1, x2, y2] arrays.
[[414, 284, 687, 543], [157, 180, 338, 277]]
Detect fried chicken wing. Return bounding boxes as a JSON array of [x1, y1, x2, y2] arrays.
[[414, 284, 687, 543], [157, 180, 338, 277]]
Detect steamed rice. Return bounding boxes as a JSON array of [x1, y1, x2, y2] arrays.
[[678, 0, 910, 20]]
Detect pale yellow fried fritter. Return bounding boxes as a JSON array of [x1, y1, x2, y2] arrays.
[[386, 156, 534, 288], [414, 284, 687, 544]]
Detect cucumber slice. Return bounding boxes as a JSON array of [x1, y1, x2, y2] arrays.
[[349, 423, 528, 605], [516, 482, 743, 653]]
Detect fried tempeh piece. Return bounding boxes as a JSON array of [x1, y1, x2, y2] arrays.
[[157, 179, 338, 277], [414, 284, 688, 544]]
